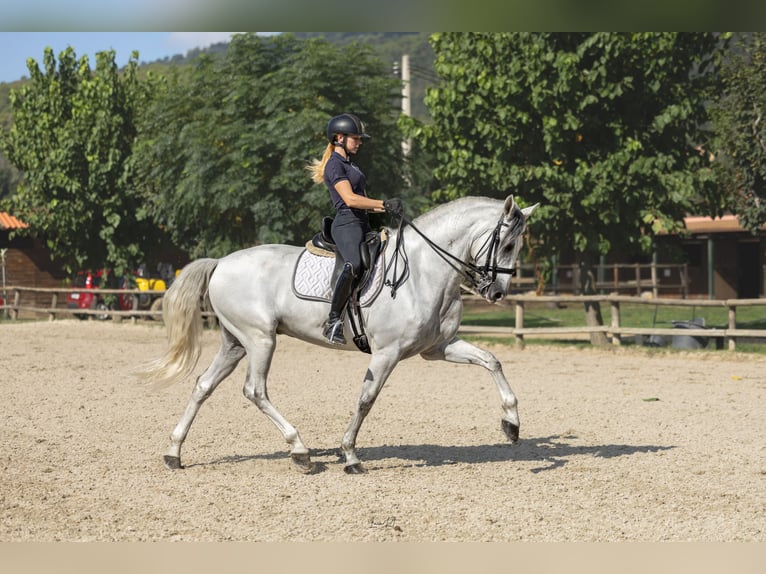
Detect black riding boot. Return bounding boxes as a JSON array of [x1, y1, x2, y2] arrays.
[[323, 262, 356, 344]]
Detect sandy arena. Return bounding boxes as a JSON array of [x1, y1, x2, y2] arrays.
[[1, 319, 764, 542]]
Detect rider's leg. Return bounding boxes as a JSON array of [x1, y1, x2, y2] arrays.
[[324, 262, 357, 344], [325, 211, 367, 344]]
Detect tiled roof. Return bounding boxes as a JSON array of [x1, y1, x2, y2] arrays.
[[0, 211, 29, 230]]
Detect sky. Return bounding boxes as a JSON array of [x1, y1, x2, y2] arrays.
[[0, 32, 240, 84]]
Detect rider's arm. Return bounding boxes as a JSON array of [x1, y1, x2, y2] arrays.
[[333, 180, 385, 212]]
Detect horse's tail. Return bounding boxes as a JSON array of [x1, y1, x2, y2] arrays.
[[138, 258, 219, 388]]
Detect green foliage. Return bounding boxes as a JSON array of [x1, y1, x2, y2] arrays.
[[409, 33, 727, 264], [711, 32, 766, 233], [0, 46, 164, 274], [132, 33, 406, 258], [295, 33, 436, 122]]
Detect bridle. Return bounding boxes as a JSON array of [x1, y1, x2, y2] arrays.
[[384, 211, 521, 299]]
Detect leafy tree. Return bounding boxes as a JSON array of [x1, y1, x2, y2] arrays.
[[711, 32, 766, 233], [405, 33, 726, 341], [0, 46, 163, 274], [132, 33, 406, 258], [0, 154, 20, 201]]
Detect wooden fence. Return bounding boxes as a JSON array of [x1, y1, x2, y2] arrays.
[[510, 261, 689, 297], [0, 285, 221, 326], [2, 285, 764, 352], [459, 294, 766, 351]]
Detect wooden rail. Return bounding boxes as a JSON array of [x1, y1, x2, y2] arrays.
[[459, 294, 766, 352], [510, 262, 689, 297], [0, 285, 167, 323], [3, 286, 764, 351], [0, 285, 222, 326]]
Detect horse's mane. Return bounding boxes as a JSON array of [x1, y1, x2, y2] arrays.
[[411, 195, 501, 227]]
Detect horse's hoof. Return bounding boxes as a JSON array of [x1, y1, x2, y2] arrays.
[[502, 420, 520, 443], [291, 453, 315, 474], [163, 455, 184, 470], [344, 463, 366, 475]]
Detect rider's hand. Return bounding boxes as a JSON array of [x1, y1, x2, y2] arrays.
[[383, 198, 404, 216]]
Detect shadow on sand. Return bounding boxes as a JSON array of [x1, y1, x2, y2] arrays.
[[188, 434, 675, 474]]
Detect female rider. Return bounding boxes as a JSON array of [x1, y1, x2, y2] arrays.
[[308, 113, 402, 344]]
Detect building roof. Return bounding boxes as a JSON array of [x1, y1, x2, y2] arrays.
[[0, 211, 29, 230], [683, 214, 766, 234]]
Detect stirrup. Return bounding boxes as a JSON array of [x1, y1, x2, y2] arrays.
[[323, 319, 346, 345]]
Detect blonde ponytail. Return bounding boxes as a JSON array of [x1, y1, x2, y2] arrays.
[[307, 143, 334, 184]]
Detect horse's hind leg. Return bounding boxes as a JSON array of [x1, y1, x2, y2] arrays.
[[241, 335, 314, 473], [164, 329, 246, 469], [421, 337, 520, 443]]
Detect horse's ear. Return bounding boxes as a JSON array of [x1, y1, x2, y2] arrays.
[[521, 203, 539, 219], [503, 195, 516, 216]]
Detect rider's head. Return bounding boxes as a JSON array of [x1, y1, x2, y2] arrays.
[[327, 113, 370, 155]]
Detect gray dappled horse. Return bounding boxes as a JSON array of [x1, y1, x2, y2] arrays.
[[141, 195, 538, 474]]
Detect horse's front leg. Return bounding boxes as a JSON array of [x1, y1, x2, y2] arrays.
[[421, 336, 520, 443], [341, 353, 399, 474]]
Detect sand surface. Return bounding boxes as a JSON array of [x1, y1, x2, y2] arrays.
[[1, 319, 764, 541]]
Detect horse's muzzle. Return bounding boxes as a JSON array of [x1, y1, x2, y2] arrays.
[[481, 283, 506, 303]]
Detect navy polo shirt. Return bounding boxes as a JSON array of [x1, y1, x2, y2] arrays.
[[324, 151, 367, 210]]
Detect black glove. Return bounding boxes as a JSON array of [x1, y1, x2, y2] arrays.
[[383, 198, 404, 216]]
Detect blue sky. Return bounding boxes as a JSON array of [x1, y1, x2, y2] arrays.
[[0, 32, 239, 84]]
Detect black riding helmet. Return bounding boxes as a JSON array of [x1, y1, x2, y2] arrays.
[[326, 113, 370, 144]]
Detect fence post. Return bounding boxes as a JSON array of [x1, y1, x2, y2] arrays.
[[49, 292, 58, 321], [514, 300, 525, 349], [727, 305, 737, 351], [12, 288, 20, 320], [610, 300, 621, 346]]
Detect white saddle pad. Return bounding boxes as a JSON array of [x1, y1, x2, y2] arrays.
[[291, 249, 385, 307]]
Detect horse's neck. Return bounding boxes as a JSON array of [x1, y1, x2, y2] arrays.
[[408, 199, 495, 260], [392, 199, 497, 287]]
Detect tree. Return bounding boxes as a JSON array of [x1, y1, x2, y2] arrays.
[[132, 33, 407, 258], [405, 33, 727, 342], [712, 32, 766, 233], [0, 46, 162, 274]]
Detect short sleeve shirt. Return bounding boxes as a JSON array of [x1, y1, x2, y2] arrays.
[[324, 151, 367, 210]]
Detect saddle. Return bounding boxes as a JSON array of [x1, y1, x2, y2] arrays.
[[308, 216, 384, 289]]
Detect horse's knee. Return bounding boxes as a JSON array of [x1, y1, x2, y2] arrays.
[[480, 350, 502, 372]]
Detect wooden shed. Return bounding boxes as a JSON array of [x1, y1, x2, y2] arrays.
[[657, 215, 766, 299], [1, 211, 67, 311]]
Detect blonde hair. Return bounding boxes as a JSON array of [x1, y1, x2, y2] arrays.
[[307, 143, 334, 184]]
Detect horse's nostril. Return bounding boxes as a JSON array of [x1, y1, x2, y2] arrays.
[[492, 291, 504, 302]]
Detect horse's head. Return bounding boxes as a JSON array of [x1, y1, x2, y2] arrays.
[[475, 194, 538, 303]]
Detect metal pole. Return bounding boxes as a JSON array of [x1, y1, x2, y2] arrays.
[[1, 248, 7, 318], [707, 236, 715, 300], [401, 54, 411, 158]]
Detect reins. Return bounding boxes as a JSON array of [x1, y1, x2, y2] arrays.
[[384, 212, 518, 299]]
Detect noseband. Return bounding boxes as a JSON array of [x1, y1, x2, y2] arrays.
[[480, 216, 518, 281]]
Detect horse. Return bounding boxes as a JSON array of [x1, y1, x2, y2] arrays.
[[140, 194, 538, 474]]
